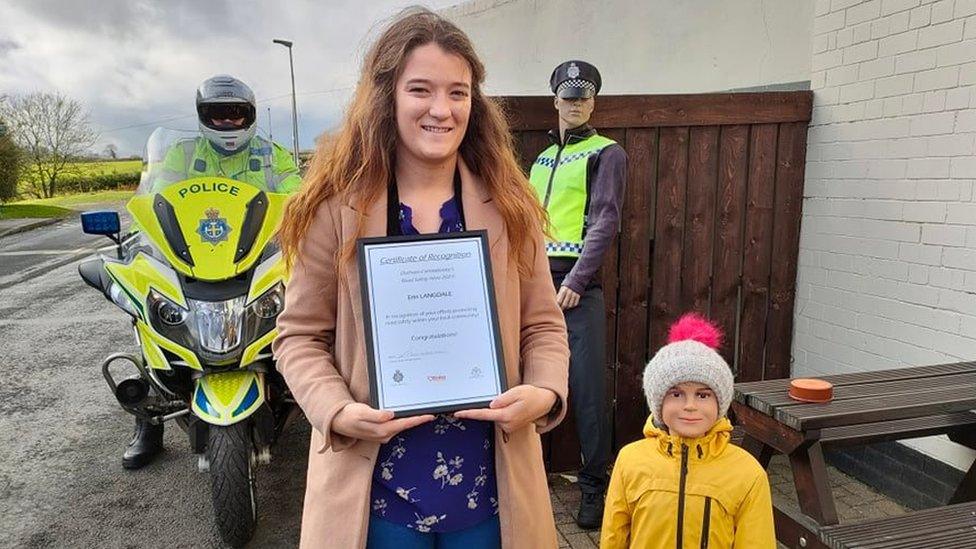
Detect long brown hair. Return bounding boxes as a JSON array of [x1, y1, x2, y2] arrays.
[[278, 7, 547, 277]]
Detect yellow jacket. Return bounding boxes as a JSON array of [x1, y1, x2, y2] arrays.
[[600, 416, 775, 549]]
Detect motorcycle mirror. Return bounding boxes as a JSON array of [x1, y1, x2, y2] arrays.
[[81, 210, 121, 236], [78, 259, 107, 292]]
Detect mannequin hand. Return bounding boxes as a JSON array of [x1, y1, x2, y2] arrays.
[[453, 385, 558, 433], [556, 286, 581, 310]]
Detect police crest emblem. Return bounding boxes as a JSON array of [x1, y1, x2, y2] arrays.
[[567, 62, 580, 79], [197, 207, 232, 245]]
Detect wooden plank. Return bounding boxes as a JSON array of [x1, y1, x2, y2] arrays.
[[737, 124, 778, 381], [649, 127, 689, 350], [765, 121, 808, 380], [819, 502, 976, 549], [515, 130, 552, 176], [500, 91, 815, 131], [681, 126, 719, 315], [734, 361, 976, 404], [819, 411, 976, 447], [730, 401, 809, 455], [601, 128, 627, 450], [775, 388, 976, 430], [711, 125, 749, 368], [614, 128, 657, 449], [752, 371, 976, 413], [789, 441, 838, 525]]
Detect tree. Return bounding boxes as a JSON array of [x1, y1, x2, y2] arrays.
[[103, 143, 118, 160], [0, 119, 20, 203], [0, 92, 98, 198]]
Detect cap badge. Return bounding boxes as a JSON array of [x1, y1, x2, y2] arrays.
[[567, 63, 580, 79]]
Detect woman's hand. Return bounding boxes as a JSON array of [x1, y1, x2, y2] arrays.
[[556, 286, 581, 310], [331, 402, 434, 443], [453, 385, 558, 433]]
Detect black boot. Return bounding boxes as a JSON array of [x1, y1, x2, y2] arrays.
[[576, 491, 605, 530], [122, 417, 163, 470]]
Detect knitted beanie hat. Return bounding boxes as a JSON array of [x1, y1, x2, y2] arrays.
[[643, 313, 734, 424]]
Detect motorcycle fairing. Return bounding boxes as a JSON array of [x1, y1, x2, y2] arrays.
[[192, 371, 265, 426]]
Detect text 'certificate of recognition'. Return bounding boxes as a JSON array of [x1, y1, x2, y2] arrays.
[[357, 231, 507, 416]]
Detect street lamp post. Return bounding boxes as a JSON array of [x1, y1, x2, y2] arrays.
[[272, 38, 300, 162]]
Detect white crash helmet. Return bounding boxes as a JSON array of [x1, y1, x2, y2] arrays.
[[196, 75, 257, 154]]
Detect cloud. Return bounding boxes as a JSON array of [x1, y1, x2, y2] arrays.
[[0, 0, 460, 155]]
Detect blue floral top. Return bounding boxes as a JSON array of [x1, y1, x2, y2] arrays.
[[369, 195, 498, 533]]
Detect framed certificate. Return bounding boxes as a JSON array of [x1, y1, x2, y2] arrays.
[[357, 230, 508, 416]]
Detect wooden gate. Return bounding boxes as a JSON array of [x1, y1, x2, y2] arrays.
[[499, 91, 813, 470]]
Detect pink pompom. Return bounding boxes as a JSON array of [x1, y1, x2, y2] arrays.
[[667, 313, 723, 350]]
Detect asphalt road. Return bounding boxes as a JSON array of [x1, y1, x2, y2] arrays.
[[0, 223, 309, 548]]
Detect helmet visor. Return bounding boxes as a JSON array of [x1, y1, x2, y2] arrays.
[[198, 103, 256, 130]]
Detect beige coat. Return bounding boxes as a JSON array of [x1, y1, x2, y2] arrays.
[[272, 160, 570, 548]]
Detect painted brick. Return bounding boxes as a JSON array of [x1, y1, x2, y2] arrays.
[[909, 263, 931, 282], [828, 64, 861, 86], [873, 16, 894, 38], [816, 10, 849, 34], [921, 224, 968, 245], [931, 0, 956, 23], [917, 19, 966, 48], [942, 247, 976, 269], [865, 98, 886, 118], [946, 201, 976, 221], [949, 156, 976, 177], [945, 86, 973, 108], [884, 96, 904, 115], [849, 0, 883, 24], [895, 49, 938, 73], [963, 62, 976, 84], [909, 111, 957, 135], [814, 49, 846, 71], [967, 15, 976, 38], [811, 69, 828, 89], [861, 56, 897, 78], [880, 30, 920, 56], [936, 40, 976, 66], [908, 157, 952, 177], [883, 0, 923, 16], [845, 41, 881, 64], [876, 73, 916, 96], [915, 66, 961, 91], [910, 4, 933, 27], [855, 21, 875, 43], [957, 0, 976, 17], [888, 136, 929, 157], [922, 89, 948, 110], [814, 33, 831, 54], [956, 109, 976, 131], [902, 92, 926, 112], [838, 26, 856, 48], [817, 0, 833, 16], [902, 201, 948, 222]]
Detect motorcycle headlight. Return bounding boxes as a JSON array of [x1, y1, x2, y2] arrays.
[[188, 296, 246, 355], [108, 282, 140, 318], [252, 284, 283, 319], [154, 299, 187, 326]]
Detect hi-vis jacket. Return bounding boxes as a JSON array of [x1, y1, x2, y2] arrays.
[[601, 416, 776, 549]]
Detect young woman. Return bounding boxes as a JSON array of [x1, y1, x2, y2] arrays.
[[273, 9, 570, 549]]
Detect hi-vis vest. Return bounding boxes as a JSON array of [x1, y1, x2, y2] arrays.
[[160, 136, 298, 193], [529, 134, 616, 258]]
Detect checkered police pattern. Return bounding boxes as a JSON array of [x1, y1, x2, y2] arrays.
[[533, 149, 601, 169], [546, 241, 584, 254], [556, 79, 597, 95]]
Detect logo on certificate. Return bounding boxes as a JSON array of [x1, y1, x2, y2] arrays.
[[392, 370, 405, 385], [469, 366, 483, 379]]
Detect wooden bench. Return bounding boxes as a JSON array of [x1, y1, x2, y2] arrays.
[[818, 501, 976, 549], [731, 362, 976, 548]]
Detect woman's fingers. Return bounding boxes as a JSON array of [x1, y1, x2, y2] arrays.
[[453, 407, 509, 422]]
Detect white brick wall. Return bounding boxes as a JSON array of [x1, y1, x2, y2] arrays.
[[799, 0, 976, 471]]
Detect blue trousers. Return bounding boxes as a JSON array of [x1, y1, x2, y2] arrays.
[[366, 515, 501, 549]]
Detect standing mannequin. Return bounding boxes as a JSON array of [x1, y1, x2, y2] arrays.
[[528, 60, 627, 529]]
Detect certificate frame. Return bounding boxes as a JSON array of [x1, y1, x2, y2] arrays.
[[356, 230, 508, 417]]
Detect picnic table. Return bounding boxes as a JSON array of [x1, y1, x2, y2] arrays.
[[731, 361, 976, 549]]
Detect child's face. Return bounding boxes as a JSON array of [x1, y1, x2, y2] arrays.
[[661, 381, 719, 439]]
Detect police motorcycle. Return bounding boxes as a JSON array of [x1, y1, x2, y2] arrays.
[[78, 127, 294, 547]]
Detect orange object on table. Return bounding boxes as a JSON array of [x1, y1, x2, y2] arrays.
[[788, 378, 834, 403]]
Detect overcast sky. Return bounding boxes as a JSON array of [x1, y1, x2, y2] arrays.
[[0, 0, 462, 156]]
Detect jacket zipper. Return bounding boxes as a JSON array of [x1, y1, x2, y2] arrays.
[[676, 443, 689, 549], [700, 496, 711, 549], [542, 141, 566, 209]]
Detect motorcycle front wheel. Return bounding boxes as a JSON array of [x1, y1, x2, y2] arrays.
[[208, 422, 256, 547]]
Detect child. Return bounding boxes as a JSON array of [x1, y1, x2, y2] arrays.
[[600, 313, 775, 548]]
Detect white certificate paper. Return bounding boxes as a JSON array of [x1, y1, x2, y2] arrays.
[[358, 231, 506, 415]]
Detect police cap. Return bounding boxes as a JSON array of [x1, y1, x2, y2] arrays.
[[549, 60, 602, 99]]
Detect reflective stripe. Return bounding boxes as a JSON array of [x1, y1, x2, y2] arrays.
[[181, 139, 198, 174]]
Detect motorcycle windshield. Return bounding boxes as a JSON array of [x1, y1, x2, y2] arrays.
[[128, 128, 290, 281]]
